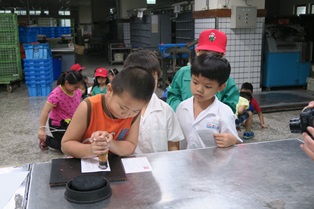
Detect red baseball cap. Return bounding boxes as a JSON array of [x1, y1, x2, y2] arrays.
[[95, 68, 108, 78], [195, 29, 227, 54], [70, 63, 85, 72]]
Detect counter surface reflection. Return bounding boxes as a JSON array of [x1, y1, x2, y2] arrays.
[[27, 139, 314, 209]]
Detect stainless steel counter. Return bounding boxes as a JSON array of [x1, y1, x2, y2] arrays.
[[1, 164, 31, 209], [51, 47, 75, 72], [51, 47, 75, 53], [26, 139, 314, 209]]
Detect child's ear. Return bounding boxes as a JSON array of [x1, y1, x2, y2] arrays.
[[218, 83, 226, 92]]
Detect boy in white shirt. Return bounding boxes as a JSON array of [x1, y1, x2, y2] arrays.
[[124, 49, 185, 153], [176, 53, 242, 149]]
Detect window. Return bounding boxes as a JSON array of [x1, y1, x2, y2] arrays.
[[43, 10, 49, 15], [311, 4, 314, 14], [58, 11, 70, 16], [60, 19, 71, 26], [0, 10, 12, 13], [295, 5, 306, 16], [29, 10, 41, 15], [14, 10, 27, 15], [147, 0, 156, 4]]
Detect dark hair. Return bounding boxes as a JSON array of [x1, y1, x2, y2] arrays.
[[124, 49, 161, 78], [109, 68, 119, 77], [191, 53, 230, 86], [57, 71, 83, 85], [241, 82, 253, 92], [240, 91, 252, 102], [80, 79, 88, 99], [111, 66, 155, 102]]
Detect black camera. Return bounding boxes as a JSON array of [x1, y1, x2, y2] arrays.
[[290, 107, 314, 134]]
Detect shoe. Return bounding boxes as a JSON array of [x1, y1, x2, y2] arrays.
[[39, 140, 48, 150], [243, 131, 254, 140]]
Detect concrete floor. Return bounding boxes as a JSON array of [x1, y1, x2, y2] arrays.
[[0, 54, 313, 168]]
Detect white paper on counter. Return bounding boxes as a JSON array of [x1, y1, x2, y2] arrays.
[[0, 171, 29, 209], [81, 157, 111, 173], [121, 157, 152, 173]]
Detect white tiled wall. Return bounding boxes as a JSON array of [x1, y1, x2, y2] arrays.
[[194, 17, 265, 92]]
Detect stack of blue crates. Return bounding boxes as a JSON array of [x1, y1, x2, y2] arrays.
[[23, 43, 53, 97], [55, 27, 71, 38], [18, 27, 38, 43], [18, 26, 71, 38]]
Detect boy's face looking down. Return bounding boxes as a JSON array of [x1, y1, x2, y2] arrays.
[[106, 84, 146, 119], [190, 74, 226, 103]]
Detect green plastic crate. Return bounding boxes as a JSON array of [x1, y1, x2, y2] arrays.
[[0, 14, 18, 32], [0, 46, 22, 84], [0, 14, 22, 88], [0, 31, 19, 46], [0, 46, 21, 63]]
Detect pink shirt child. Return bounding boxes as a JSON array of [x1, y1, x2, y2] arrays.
[[47, 85, 82, 126]]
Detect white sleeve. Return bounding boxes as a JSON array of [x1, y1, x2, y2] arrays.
[[166, 106, 185, 142], [220, 107, 243, 143]]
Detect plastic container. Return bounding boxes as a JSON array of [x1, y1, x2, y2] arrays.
[[26, 82, 52, 97], [23, 43, 52, 59], [52, 55, 62, 80], [158, 43, 191, 58]]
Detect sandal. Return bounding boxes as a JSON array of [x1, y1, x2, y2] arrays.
[[39, 140, 48, 151]]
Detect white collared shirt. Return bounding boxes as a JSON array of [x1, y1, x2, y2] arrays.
[[135, 93, 185, 154], [176, 96, 242, 149]]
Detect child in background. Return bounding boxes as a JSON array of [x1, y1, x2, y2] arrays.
[[108, 68, 119, 83], [61, 66, 155, 158], [91, 67, 109, 96], [235, 92, 254, 140], [240, 82, 268, 128], [80, 78, 88, 99], [37, 71, 83, 151], [70, 63, 85, 73], [176, 53, 242, 149], [167, 29, 239, 113], [123, 49, 184, 153]]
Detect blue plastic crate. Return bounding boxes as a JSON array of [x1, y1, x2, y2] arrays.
[[158, 43, 192, 58], [24, 58, 52, 68], [23, 43, 52, 59], [26, 83, 52, 97], [18, 27, 38, 43], [38, 27, 55, 38], [25, 69, 53, 83], [19, 31, 38, 43]]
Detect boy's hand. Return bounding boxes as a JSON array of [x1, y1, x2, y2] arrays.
[[89, 131, 113, 155], [214, 133, 238, 148]]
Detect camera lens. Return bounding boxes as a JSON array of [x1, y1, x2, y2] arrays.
[[289, 118, 302, 133]]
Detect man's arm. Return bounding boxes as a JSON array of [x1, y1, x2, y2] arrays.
[[166, 66, 192, 111]]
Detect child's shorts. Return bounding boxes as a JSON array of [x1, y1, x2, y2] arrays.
[[236, 111, 250, 126]]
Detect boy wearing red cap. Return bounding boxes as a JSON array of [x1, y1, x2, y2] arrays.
[[91, 68, 109, 96], [167, 29, 239, 113], [70, 63, 85, 72]]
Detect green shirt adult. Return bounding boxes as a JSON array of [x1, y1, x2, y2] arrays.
[[166, 65, 239, 113]]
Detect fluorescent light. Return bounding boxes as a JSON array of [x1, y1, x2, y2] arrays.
[[147, 0, 156, 4]]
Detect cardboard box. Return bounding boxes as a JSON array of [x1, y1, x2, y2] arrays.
[[75, 45, 85, 55]]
